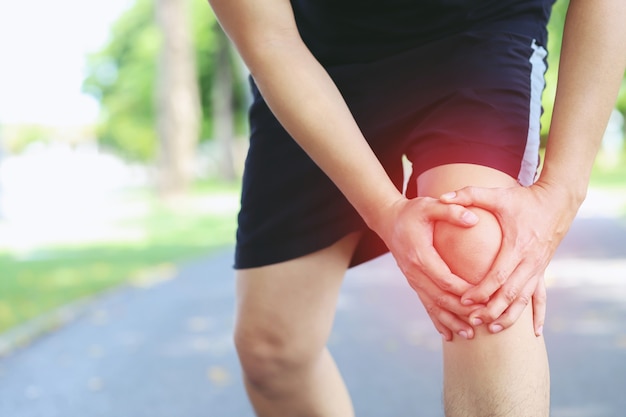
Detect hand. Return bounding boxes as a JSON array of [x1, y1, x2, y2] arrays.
[[375, 196, 485, 341], [439, 181, 578, 335]]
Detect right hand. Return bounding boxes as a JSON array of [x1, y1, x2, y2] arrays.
[[375, 196, 484, 341]]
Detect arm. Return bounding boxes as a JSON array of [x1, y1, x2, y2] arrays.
[[541, 0, 626, 198], [441, 0, 626, 334], [209, 0, 482, 339]]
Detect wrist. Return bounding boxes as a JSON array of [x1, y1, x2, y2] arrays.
[[534, 176, 587, 212], [361, 193, 406, 236]]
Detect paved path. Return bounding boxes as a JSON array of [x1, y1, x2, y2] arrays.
[[1, 215, 626, 417]]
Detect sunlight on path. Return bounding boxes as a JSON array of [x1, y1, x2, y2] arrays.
[[0, 144, 149, 251], [577, 188, 626, 219], [546, 188, 626, 288], [0, 144, 238, 253]]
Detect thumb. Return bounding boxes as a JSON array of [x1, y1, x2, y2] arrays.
[[439, 186, 502, 212], [425, 201, 480, 227]]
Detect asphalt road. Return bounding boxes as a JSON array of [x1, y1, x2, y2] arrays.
[[1, 215, 625, 417]]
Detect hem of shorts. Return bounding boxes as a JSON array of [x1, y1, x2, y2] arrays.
[[409, 144, 528, 187], [235, 146, 537, 271], [234, 220, 370, 270]]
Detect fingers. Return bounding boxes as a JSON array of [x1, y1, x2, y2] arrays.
[[532, 278, 547, 337], [421, 295, 476, 341], [386, 196, 492, 341], [410, 199, 478, 296], [429, 306, 473, 341], [484, 276, 538, 334], [423, 197, 479, 227], [407, 273, 482, 340], [408, 244, 473, 296], [436, 185, 557, 337], [467, 261, 535, 327], [460, 245, 520, 305], [468, 271, 545, 335], [439, 186, 504, 213]]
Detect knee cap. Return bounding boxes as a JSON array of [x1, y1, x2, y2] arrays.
[[433, 207, 502, 285]]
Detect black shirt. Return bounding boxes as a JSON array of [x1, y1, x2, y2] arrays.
[[291, 0, 556, 65]]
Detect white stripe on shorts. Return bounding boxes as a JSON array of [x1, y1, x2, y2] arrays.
[[518, 39, 547, 186]]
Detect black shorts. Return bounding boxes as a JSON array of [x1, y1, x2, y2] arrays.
[[235, 31, 547, 269]]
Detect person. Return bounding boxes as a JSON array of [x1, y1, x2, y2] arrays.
[[207, 0, 626, 415]]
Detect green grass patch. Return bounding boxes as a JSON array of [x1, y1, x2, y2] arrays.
[[0, 183, 239, 333]]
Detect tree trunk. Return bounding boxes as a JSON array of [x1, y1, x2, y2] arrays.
[[155, 0, 201, 198], [212, 27, 237, 182]]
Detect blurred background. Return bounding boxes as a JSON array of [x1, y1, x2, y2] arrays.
[[0, 0, 248, 334], [0, 0, 625, 416]]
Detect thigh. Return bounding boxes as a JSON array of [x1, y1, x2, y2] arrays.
[[235, 232, 362, 356]]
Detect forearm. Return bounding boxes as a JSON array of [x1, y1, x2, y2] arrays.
[[209, 0, 402, 229], [249, 41, 402, 227], [540, 0, 626, 204]]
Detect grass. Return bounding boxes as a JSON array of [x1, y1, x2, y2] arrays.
[[0, 180, 240, 333]]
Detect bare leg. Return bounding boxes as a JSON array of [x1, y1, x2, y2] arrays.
[[234, 233, 361, 417], [419, 164, 550, 417]]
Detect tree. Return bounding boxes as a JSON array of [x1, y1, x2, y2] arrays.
[[155, 0, 201, 196], [541, 0, 569, 141], [211, 26, 237, 181], [83, 0, 160, 161], [193, 6, 249, 180], [84, 0, 247, 184]]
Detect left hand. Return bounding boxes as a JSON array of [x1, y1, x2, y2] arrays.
[[439, 181, 580, 335], [373, 195, 485, 341]]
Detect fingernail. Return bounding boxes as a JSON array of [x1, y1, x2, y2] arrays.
[[462, 299, 474, 306], [458, 330, 469, 339], [490, 324, 504, 333], [440, 191, 456, 200], [461, 211, 479, 224], [536, 325, 544, 337], [471, 317, 483, 326]]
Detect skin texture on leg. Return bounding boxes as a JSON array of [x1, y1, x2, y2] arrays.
[[234, 232, 361, 417], [418, 164, 550, 417]]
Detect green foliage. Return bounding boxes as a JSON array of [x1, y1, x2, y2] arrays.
[[83, 0, 246, 162], [0, 183, 239, 332], [541, 0, 569, 142], [191, 1, 221, 140], [190, 0, 249, 139], [84, 0, 160, 161], [86, 0, 621, 160], [617, 80, 626, 116], [3, 124, 50, 153]]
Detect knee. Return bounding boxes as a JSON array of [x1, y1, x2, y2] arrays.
[[433, 207, 501, 285], [234, 320, 317, 391]]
